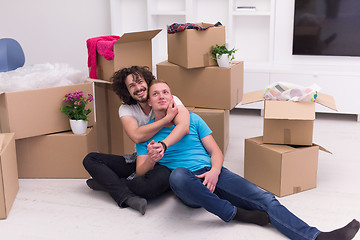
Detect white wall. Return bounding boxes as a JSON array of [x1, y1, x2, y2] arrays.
[[0, 0, 112, 73]]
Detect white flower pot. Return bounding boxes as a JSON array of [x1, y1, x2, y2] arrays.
[[70, 119, 88, 135], [216, 54, 231, 68]]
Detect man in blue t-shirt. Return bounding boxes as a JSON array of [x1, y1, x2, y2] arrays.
[[136, 80, 359, 240]]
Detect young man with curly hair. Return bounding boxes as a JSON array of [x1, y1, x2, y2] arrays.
[[83, 66, 190, 215]]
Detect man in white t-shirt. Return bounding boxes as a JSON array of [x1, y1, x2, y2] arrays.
[[83, 66, 190, 215]]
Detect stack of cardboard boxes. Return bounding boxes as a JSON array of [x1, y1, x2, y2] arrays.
[[241, 89, 337, 197], [156, 23, 244, 153], [0, 82, 97, 179], [0, 82, 97, 219]]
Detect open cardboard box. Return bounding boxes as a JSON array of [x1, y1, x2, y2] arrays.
[[244, 136, 331, 197], [16, 127, 97, 178], [0, 133, 19, 219], [0, 81, 95, 140], [241, 89, 337, 145], [157, 61, 243, 110], [167, 22, 225, 69], [96, 29, 161, 81]]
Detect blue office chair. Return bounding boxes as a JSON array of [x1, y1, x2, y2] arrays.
[[0, 38, 25, 72]]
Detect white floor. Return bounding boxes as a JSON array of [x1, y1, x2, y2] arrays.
[[1, 109, 360, 240]]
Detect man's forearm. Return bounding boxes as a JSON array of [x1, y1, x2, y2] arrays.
[[162, 123, 189, 147], [125, 114, 173, 144], [136, 156, 156, 176], [162, 106, 190, 147], [210, 150, 223, 174]]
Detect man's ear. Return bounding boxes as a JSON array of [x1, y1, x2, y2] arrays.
[[148, 98, 152, 107]]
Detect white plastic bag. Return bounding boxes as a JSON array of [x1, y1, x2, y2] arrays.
[[264, 82, 320, 102], [0, 63, 87, 94]]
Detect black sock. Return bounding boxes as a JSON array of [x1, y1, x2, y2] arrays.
[[86, 179, 106, 191], [316, 219, 360, 240], [124, 196, 147, 215], [233, 207, 270, 226]]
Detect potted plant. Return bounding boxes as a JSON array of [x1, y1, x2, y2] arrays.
[[60, 91, 93, 134], [210, 44, 237, 68]]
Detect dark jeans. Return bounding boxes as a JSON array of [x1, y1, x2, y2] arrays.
[[170, 167, 320, 240], [83, 152, 171, 207]]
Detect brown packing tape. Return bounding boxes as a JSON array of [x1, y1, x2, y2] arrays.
[[293, 186, 302, 194], [0, 134, 4, 151], [284, 128, 291, 144]]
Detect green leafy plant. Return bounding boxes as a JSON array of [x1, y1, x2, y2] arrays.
[[60, 91, 93, 121], [210, 44, 237, 61]]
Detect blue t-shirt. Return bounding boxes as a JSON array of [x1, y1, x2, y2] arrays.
[[136, 113, 212, 172]]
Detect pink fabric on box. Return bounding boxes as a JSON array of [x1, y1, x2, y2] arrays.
[[86, 35, 120, 79]]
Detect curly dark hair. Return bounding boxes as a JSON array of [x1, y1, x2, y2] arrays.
[[111, 66, 155, 105]]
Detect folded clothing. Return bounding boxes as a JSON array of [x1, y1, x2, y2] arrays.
[[86, 35, 120, 79], [264, 82, 320, 102], [167, 22, 222, 34]]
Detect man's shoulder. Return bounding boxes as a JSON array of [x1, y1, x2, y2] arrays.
[[119, 103, 141, 117], [120, 103, 138, 110], [189, 112, 200, 120]]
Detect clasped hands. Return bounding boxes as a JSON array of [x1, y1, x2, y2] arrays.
[[146, 140, 219, 193]]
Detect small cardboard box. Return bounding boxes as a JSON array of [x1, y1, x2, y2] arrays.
[[241, 90, 337, 145], [0, 133, 19, 219], [94, 82, 135, 155], [0, 82, 95, 140], [167, 23, 226, 69], [157, 61, 243, 110], [96, 29, 161, 81], [16, 127, 97, 178], [244, 136, 330, 197], [187, 107, 229, 154]]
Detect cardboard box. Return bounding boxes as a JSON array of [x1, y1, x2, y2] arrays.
[[157, 61, 243, 110], [0, 133, 19, 219], [187, 107, 229, 154], [0, 82, 95, 140], [94, 82, 135, 155], [244, 136, 330, 197], [241, 90, 337, 145], [167, 23, 226, 69], [16, 127, 97, 178], [96, 30, 161, 81]]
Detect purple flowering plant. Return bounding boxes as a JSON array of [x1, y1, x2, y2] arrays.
[[60, 91, 93, 121]]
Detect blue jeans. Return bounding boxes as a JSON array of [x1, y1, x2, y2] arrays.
[[169, 167, 321, 240]]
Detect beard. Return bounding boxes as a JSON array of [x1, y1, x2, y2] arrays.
[[133, 87, 147, 103], [137, 98, 148, 103]]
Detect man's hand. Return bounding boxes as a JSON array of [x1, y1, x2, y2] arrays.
[[195, 169, 220, 193], [165, 98, 178, 121], [147, 140, 164, 162]]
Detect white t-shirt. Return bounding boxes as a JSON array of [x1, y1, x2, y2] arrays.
[[118, 95, 183, 126]]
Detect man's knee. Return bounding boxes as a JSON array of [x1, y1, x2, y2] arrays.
[[82, 152, 99, 168], [127, 165, 171, 199], [169, 167, 191, 190], [151, 164, 171, 182]]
